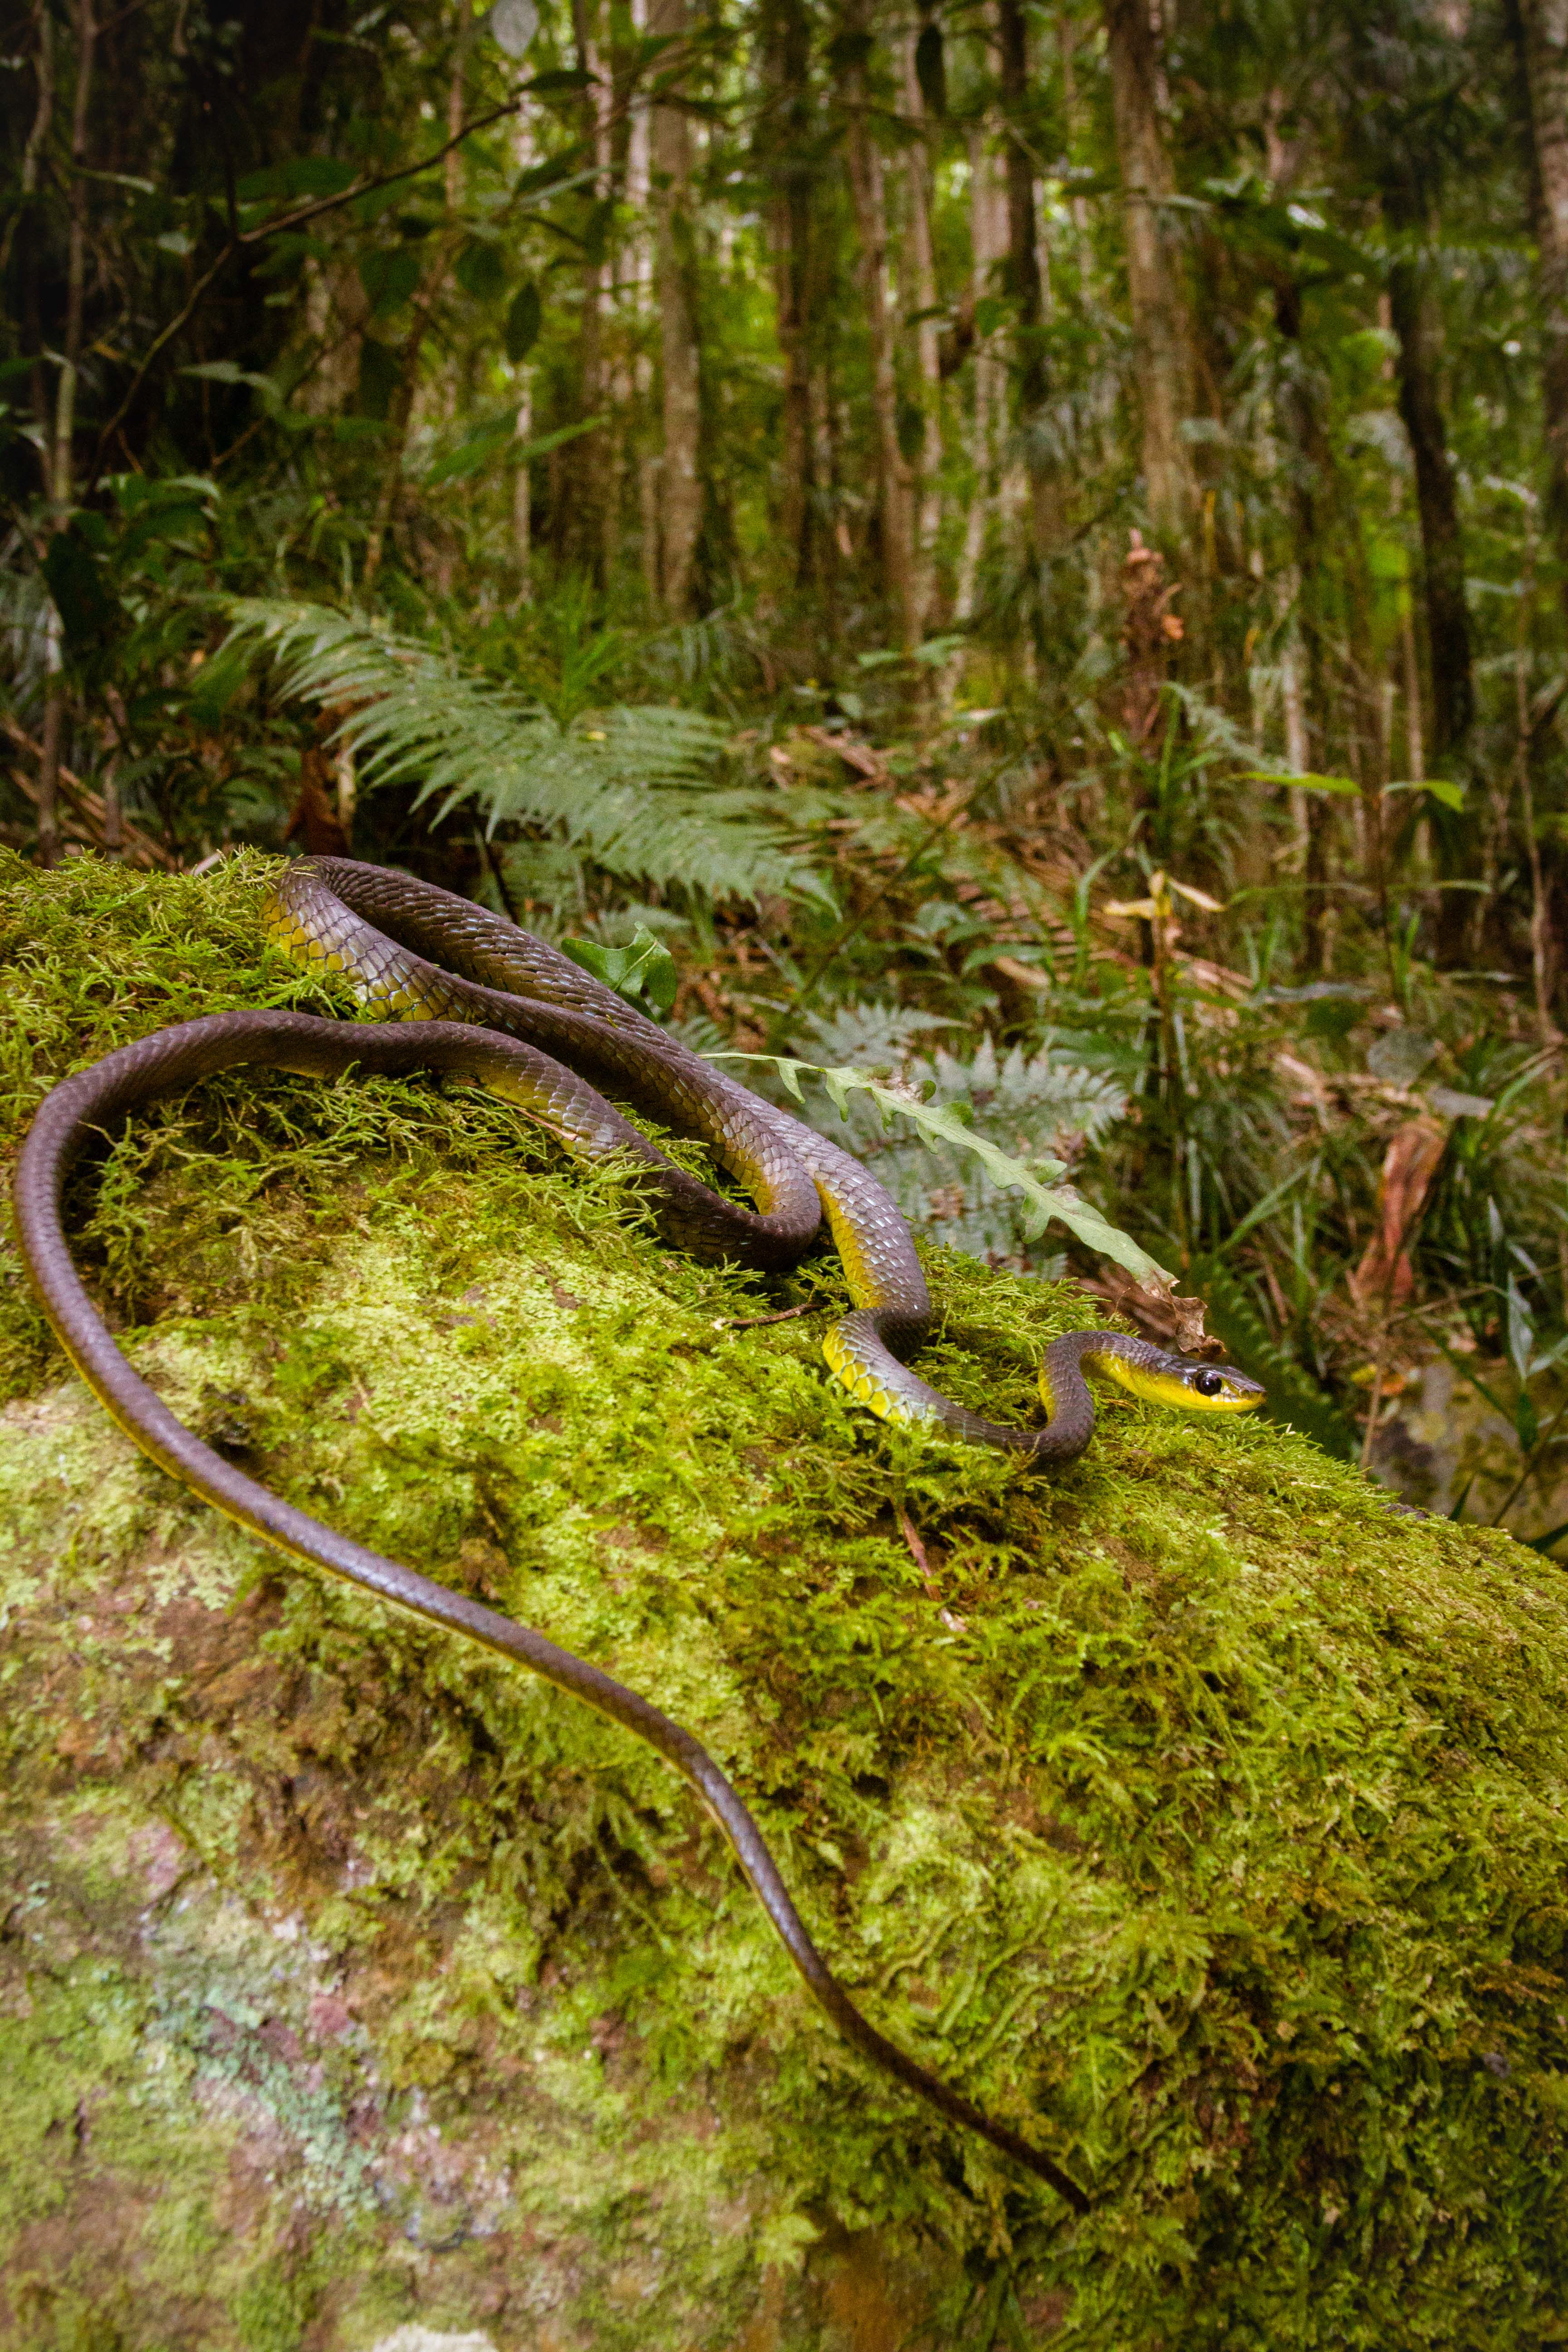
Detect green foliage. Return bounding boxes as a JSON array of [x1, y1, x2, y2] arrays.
[[221, 598, 826, 906], [504, 279, 543, 361], [720, 1013, 1149, 1279], [561, 924, 679, 1016]]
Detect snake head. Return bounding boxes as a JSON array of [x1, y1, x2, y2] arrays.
[[1101, 1345, 1266, 1416], [1168, 1357, 1265, 1414]]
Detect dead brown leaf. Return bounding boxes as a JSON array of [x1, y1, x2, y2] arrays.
[[1348, 1117, 1448, 1312]]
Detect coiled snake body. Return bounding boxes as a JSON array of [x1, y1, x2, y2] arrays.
[[14, 857, 1263, 2208]]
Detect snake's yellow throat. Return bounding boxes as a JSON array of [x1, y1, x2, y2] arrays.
[[1089, 1346, 1265, 1417]]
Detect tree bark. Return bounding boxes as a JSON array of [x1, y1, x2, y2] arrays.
[[37, 0, 95, 871], [840, 10, 919, 648], [36, 626, 65, 872], [513, 373, 533, 591], [12, 0, 54, 468], [650, 0, 701, 615], [1383, 200, 1473, 772], [363, 6, 472, 592], [763, 0, 817, 594], [1274, 280, 1337, 972], [1103, 0, 1197, 547], [51, 0, 93, 514], [1375, 173, 1473, 962], [568, 0, 608, 584], [1510, 0, 1568, 633], [996, 0, 1054, 565], [1345, 5, 1475, 957], [361, 279, 441, 591], [955, 121, 1006, 624], [901, 26, 941, 626]]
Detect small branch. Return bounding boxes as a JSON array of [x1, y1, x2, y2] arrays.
[[86, 239, 236, 485], [34, 615, 64, 867], [898, 1506, 965, 1626], [475, 826, 523, 926], [1359, 1352, 1387, 1470], [87, 98, 526, 491], [4, 714, 175, 868], [233, 97, 524, 248], [897, 1506, 938, 1593], [717, 1302, 816, 1329], [361, 223, 463, 588]]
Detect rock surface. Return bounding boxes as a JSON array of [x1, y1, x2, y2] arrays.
[[3, 852, 1568, 2349]]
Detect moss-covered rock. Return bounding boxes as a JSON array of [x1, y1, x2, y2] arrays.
[[3, 849, 1568, 2350]]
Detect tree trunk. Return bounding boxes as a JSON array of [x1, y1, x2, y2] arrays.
[[1512, 0, 1568, 633], [1103, 0, 1197, 547], [762, 0, 817, 594], [650, 0, 701, 614], [996, 0, 1054, 567], [362, 281, 441, 591], [1375, 173, 1473, 963], [1383, 203, 1473, 772], [841, 11, 919, 648], [37, 0, 95, 871], [568, 0, 608, 585], [50, 0, 93, 515], [16, 6, 54, 499], [510, 98, 537, 600], [513, 375, 533, 591], [900, 26, 941, 627], [1059, 14, 1097, 290], [1274, 281, 1337, 972], [955, 122, 1005, 624], [364, 5, 474, 593], [36, 625, 65, 871]]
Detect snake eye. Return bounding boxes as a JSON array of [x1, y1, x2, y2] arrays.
[[1193, 1368, 1225, 1399]]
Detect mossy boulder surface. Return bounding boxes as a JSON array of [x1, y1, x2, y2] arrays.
[[2, 850, 1567, 2351]]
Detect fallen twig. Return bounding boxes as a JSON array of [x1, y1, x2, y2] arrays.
[[4, 719, 175, 870], [715, 1302, 818, 1331]]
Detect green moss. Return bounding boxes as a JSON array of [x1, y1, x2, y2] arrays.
[[3, 850, 1568, 2347]]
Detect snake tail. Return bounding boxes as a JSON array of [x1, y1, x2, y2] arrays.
[[13, 1012, 1092, 2212]]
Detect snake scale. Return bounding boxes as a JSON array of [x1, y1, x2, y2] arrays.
[[14, 856, 1264, 2208]]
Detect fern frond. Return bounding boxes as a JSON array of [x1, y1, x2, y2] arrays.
[[223, 598, 827, 906], [708, 1043, 1166, 1287], [804, 1003, 960, 1067]]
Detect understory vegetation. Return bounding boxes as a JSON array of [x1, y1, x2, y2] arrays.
[[5, 0, 1568, 1542]]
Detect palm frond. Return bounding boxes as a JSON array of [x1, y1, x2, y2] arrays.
[[222, 598, 827, 905]]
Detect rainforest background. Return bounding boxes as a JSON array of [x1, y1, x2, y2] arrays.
[[5, 0, 1568, 1534]]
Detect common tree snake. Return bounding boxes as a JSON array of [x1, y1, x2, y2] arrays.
[[14, 856, 1263, 2209]]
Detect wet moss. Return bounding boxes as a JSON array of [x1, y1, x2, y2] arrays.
[[3, 848, 1568, 2348]]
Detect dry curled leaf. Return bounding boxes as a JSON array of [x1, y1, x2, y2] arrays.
[[1075, 1269, 1220, 1358], [1348, 1117, 1448, 1312]]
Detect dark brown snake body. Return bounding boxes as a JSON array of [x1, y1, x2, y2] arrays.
[[13, 858, 1263, 2207]]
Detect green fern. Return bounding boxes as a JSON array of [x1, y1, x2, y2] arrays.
[[709, 1048, 1171, 1288], [222, 598, 827, 906]]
